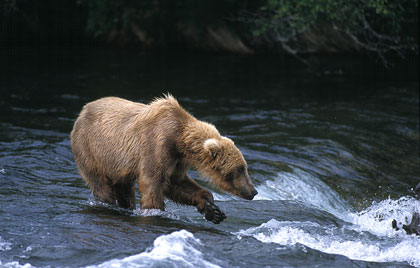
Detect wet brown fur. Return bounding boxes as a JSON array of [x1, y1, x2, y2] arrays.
[[70, 95, 256, 214]]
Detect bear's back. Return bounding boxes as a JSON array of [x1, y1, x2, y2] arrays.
[[81, 97, 146, 123], [70, 96, 190, 177]]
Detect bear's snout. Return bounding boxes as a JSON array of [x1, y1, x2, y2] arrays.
[[251, 189, 258, 198], [239, 187, 258, 200], [245, 189, 258, 200], [234, 174, 258, 200]]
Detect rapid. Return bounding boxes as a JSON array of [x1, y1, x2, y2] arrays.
[[1, 49, 418, 267]]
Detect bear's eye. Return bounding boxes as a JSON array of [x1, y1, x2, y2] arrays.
[[225, 172, 234, 182], [237, 166, 245, 175]]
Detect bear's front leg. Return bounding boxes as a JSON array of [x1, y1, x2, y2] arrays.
[[166, 175, 226, 224]]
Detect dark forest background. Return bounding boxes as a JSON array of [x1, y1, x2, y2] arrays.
[[1, 0, 418, 67]]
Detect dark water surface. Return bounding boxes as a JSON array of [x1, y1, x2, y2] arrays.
[[1, 49, 419, 267]]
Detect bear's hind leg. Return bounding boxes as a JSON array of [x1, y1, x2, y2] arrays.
[[114, 180, 136, 210], [80, 169, 117, 205]]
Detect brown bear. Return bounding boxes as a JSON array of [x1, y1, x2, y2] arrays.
[[70, 95, 257, 224]]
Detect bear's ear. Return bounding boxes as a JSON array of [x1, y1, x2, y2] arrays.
[[203, 138, 220, 158], [222, 136, 234, 144]]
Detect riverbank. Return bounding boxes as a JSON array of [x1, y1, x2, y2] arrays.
[[1, 0, 418, 67]]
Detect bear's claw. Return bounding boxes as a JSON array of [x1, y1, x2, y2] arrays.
[[202, 202, 226, 224]]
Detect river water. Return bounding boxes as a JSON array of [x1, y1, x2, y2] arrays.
[[0, 49, 419, 267]]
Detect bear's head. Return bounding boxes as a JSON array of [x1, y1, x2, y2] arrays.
[[202, 137, 258, 200]]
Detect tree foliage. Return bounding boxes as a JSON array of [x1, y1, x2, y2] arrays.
[[1, 0, 418, 65], [78, 0, 241, 45], [238, 0, 418, 65]]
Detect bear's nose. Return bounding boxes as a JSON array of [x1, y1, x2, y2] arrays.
[[251, 189, 258, 197], [239, 188, 258, 200]]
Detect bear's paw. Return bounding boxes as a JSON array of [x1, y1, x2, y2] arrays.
[[201, 202, 226, 224]]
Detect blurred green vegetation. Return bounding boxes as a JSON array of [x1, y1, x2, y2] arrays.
[[79, 0, 240, 37], [1, 0, 418, 64], [242, 0, 418, 65]]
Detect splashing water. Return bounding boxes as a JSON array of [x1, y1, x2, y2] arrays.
[[133, 208, 180, 221], [0, 237, 12, 252], [349, 196, 420, 237], [90, 230, 221, 268], [0, 261, 34, 268], [254, 168, 352, 221], [235, 196, 420, 267]]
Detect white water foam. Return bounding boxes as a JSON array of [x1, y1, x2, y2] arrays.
[[90, 230, 221, 268], [0, 238, 33, 268], [0, 237, 11, 252], [254, 168, 351, 221], [212, 192, 237, 201], [236, 196, 420, 267], [133, 208, 180, 221], [0, 261, 34, 268], [350, 196, 420, 237], [87, 199, 181, 221]]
